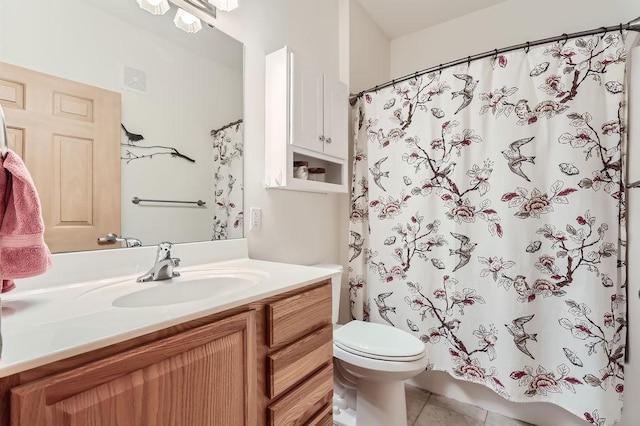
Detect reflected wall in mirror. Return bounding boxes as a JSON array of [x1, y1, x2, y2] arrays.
[[0, 0, 244, 253]]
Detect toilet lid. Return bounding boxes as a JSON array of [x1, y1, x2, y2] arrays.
[[334, 321, 426, 361]]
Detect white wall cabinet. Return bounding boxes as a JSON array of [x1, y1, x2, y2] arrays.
[[265, 46, 348, 193]]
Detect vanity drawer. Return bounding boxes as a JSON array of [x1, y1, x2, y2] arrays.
[[306, 404, 333, 426], [267, 324, 333, 399], [267, 363, 333, 426], [266, 282, 331, 347]]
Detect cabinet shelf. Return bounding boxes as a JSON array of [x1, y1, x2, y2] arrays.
[[265, 46, 348, 193]]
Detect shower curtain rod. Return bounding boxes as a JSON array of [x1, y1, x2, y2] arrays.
[[349, 17, 640, 103], [210, 119, 243, 136]]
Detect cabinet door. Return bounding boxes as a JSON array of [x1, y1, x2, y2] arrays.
[[10, 311, 256, 426], [290, 51, 324, 153], [322, 76, 348, 159]]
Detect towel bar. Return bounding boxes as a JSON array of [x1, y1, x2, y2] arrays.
[[131, 196, 206, 207]]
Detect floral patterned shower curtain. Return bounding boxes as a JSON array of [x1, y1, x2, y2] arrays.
[[349, 32, 637, 424], [212, 121, 243, 240]]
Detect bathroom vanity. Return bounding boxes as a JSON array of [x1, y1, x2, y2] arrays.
[[0, 243, 336, 426]]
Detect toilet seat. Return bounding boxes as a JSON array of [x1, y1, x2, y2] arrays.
[[334, 320, 426, 362]]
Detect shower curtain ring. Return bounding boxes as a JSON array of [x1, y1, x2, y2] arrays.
[[438, 64, 443, 75], [493, 49, 498, 60], [374, 85, 379, 93], [620, 23, 624, 35], [467, 56, 471, 67], [561, 33, 568, 44], [392, 79, 396, 89], [525, 42, 530, 53]]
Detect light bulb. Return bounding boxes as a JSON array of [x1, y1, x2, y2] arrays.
[[208, 0, 239, 12], [174, 9, 202, 33], [137, 0, 169, 15]]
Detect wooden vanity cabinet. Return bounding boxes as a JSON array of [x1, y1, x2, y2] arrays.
[[0, 280, 334, 426], [10, 311, 257, 426], [264, 283, 334, 426]]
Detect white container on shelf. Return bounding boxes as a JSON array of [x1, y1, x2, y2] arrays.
[[308, 167, 326, 182], [293, 161, 308, 179]]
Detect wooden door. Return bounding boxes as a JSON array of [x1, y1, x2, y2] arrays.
[[290, 51, 324, 154], [0, 62, 121, 253], [10, 311, 257, 426], [322, 76, 348, 160]]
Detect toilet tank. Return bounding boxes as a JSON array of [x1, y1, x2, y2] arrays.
[[312, 264, 343, 324]]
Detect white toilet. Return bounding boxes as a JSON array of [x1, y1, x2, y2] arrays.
[[313, 264, 429, 426]]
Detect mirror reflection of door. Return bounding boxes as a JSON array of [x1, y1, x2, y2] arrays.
[[0, 61, 121, 253]]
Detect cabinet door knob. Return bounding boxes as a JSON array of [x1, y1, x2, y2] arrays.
[[319, 135, 325, 142], [326, 137, 332, 144]]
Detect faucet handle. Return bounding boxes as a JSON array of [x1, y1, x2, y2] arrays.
[[123, 238, 142, 248], [156, 241, 176, 261]]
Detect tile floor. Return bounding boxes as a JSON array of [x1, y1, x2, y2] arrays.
[[405, 385, 534, 426]]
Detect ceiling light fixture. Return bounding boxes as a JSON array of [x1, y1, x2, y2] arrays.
[[137, 0, 170, 15], [174, 8, 203, 33], [207, 0, 238, 12]]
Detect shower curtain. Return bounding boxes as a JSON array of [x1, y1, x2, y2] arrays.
[[349, 32, 637, 424], [211, 121, 243, 240]]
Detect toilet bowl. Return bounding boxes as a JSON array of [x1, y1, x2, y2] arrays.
[[312, 264, 429, 426]]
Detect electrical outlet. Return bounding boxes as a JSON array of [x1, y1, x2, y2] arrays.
[[250, 207, 262, 230]]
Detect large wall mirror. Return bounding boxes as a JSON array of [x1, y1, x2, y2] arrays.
[[0, 0, 244, 253]]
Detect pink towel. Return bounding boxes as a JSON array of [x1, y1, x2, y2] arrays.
[[0, 150, 52, 292]]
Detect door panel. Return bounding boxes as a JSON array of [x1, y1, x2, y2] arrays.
[[0, 62, 121, 253], [5, 127, 24, 158]]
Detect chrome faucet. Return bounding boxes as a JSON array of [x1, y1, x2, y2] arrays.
[[136, 242, 181, 282]]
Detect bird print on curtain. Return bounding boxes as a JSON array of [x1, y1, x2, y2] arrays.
[[211, 121, 243, 240], [349, 31, 637, 425]]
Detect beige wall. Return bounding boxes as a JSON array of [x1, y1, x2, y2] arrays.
[[391, 0, 640, 79], [213, 0, 347, 268], [348, 0, 390, 93]]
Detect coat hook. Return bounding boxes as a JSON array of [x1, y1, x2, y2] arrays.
[[525, 41, 530, 53]]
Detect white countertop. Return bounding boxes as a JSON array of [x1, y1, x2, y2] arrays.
[[0, 256, 335, 378]]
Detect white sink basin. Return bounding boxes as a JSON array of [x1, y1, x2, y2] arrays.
[[75, 269, 267, 308], [113, 277, 253, 307]]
